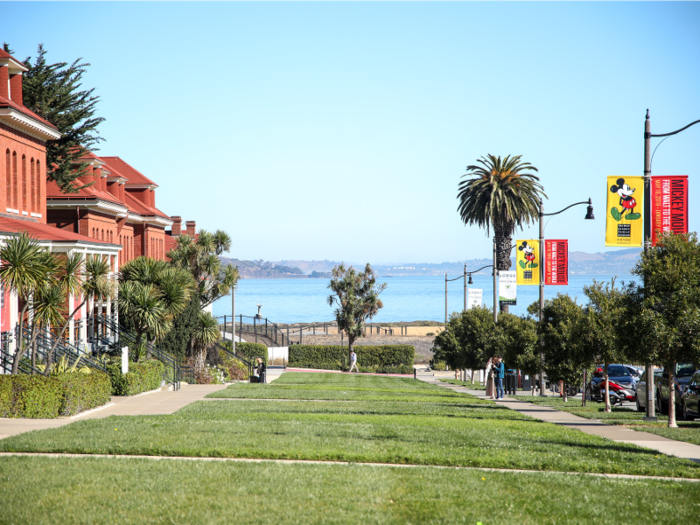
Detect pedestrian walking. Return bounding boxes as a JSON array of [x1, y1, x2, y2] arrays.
[[494, 356, 505, 399], [349, 350, 359, 373], [485, 357, 495, 399], [256, 357, 266, 384]]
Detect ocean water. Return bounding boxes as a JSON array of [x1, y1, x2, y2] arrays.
[[212, 274, 636, 324]]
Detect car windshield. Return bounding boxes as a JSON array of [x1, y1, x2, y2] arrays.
[[677, 364, 695, 377], [606, 365, 631, 377]]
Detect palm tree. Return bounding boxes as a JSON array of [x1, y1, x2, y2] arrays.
[[190, 311, 220, 374], [457, 154, 546, 311], [167, 230, 238, 308], [44, 255, 113, 375], [30, 283, 66, 371], [118, 257, 195, 360], [0, 233, 58, 373]]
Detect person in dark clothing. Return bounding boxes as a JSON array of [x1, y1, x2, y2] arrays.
[[256, 358, 266, 384], [494, 356, 505, 399]]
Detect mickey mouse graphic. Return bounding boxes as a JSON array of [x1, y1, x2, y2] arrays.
[[609, 178, 641, 221], [518, 241, 537, 271]]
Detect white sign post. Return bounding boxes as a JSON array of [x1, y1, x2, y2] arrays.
[[467, 289, 483, 309], [498, 271, 517, 306], [121, 347, 129, 375]]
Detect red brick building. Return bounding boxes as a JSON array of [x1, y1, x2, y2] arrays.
[[46, 154, 173, 265], [0, 49, 119, 347]]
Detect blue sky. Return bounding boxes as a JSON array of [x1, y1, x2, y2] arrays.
[[3, 2, 700, 264]]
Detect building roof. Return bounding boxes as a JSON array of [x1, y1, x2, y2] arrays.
[[0, 215, 116, 246], [123, 191, 170, 219], [101, 157, 156, 186], [45, 179, 125, 207]]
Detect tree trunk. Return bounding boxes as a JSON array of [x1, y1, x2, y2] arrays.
[[11, 302, 31, 374], [348, 333, 355, 370], [604, 362, 611, 413], [668, 362, 677, 428], [45, 299, 87, 376]]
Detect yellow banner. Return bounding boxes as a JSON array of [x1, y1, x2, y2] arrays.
[[516, 240, 540, 285], [606, 176, 644, 247]]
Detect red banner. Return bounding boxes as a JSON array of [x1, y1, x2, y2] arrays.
[[652, 175, 688, 246], [545, 240, 568, 285]]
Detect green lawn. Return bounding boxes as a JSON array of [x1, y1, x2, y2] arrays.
[[2, 373, 699, 479], [1, 456, 699, 524], [439, 378, 486, 390]]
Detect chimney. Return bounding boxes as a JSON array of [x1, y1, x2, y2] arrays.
[[119, 181, 125, 202], [78, 163, 94, 187], [9, 74, 23, 105], [171, 216, 182, 236], [149, 188, 155, 208], [0, 67, 8, 100], [185, 220, 196, 237], [93, 165, 105, 192]]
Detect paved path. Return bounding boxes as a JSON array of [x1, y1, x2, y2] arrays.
[[418, 371, 700, 464]]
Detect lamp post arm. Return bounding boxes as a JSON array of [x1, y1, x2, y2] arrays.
[[542, 200, 591, 217], [468, 265, 494, 275], [649, 119, 700, 138]]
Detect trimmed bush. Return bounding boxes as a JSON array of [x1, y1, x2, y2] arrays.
[[218, 351, 250, 381], [56, 372, 112, 416], [235, 342, 268, 365], [108, 360, 165, 396], [289, 345, 414, 374], [0, 375, 64, 418]]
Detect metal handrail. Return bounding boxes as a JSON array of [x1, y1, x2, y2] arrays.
[[20, 325, 107, 374], [214, 340, 254, 378], [90, 314, 181, 390]]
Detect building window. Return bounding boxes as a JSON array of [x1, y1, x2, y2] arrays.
[[21, 155, 27, 212], [5, 150, 10, 210], [12, 151, 17, 210], [30, 159, 35, 212]]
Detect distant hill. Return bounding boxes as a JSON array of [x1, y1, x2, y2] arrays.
[[221, 249, 641, 279]]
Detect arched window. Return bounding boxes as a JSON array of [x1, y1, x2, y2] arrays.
[[21, 155, 26, 212], [5, 150, 10, 210], [36, 160, 41, 210], [30, 159, 35, 212], [12, 152, 17, 210]]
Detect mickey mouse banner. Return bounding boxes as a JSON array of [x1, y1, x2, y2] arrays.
[[516, 240, 540, 285], [545, 240, 568, 285], [606, 176, 644, 247], [651, 175, 688, 246]]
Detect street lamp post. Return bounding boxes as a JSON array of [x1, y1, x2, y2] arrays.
[[444, 264, 494, 323], [642, 110, 700, 421], [231, 266, 237, 354], [538, 198, 595, 396]]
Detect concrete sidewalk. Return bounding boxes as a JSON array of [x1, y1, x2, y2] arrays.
[[418, 371, 700, 464]]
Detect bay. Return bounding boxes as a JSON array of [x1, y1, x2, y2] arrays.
[[212, 274, 636, 324]]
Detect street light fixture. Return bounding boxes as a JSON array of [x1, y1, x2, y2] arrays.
[[444, 263, 494, 323], [642, 109, 700, 421], [538, 198, 595, 396]]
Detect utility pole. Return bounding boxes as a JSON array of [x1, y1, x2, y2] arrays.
[[463, 264, 467, 313], [539, 198, 546, 396], [445, 273, 448, 324]]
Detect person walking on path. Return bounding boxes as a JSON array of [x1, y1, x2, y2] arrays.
[[485, 357, 495, 399], [349, 350, 359, 373], [494, 356, 505, 400], [256, 357, 266, 384]]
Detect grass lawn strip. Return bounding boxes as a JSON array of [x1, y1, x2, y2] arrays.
[[1, 456, 699, 524], [2, 373, 699, 479]]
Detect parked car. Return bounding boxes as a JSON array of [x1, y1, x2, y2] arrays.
[[656, 363, 696, 415], [594, 364, 637, 392], [587, 368, 636, 404], [680, 370, 700, 421], [625, 365, 642, 378], [635, 368, 663, 412]]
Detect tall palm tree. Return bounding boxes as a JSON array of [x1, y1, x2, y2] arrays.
[[0, 233, 58, 373], [457, 155, 546, 311], [190, 311, 220, 374], [44, 255, 113, 375], [167, 230, 238, 308]]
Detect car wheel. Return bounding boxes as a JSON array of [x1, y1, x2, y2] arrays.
[[636, 394, 644, 412]]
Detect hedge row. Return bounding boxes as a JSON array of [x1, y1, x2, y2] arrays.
[[0, 372, 111, 419], [289, 345, 415, 374], [230, 342, 268, 365], [108, 360, 165, 396]]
